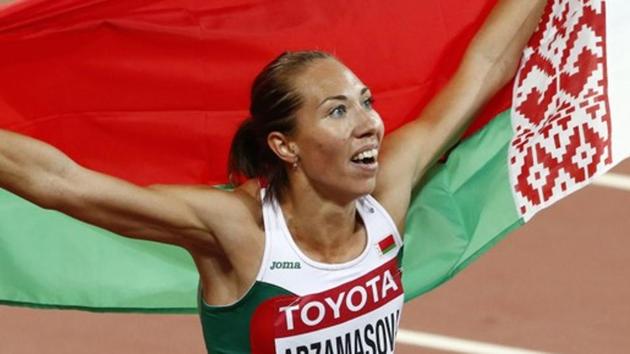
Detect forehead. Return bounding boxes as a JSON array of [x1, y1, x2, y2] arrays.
[[292, 58, 366, 104]]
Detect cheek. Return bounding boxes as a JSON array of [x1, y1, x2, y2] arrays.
[[312, 136, 347, 162], [302, 128, 349, 166]]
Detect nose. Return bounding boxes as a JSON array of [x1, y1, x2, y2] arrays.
[[354, 108, 382, 140]]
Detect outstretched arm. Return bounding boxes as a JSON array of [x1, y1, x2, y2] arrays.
[[0, 129, 229, 252], [374, 0, 547, 230]]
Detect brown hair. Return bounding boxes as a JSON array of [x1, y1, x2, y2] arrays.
[[228, 50, 333, 201]]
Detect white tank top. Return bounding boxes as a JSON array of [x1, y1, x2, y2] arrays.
[[248, 192, 405, 354]]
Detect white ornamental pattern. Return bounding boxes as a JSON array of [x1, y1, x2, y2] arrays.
[[509, 0, 612, 221]]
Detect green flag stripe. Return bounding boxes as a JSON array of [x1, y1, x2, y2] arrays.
[[0, 110, 520, 311], [402, 110, 523, 301], [0, 191, 198, 312]]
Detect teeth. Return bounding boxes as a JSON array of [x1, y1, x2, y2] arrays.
[[352, 148, 378, 161]]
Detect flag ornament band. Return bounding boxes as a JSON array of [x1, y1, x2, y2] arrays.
[[510, 0, 611, 221]]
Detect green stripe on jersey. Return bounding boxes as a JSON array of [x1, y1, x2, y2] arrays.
[[199, 281, 294, 354]]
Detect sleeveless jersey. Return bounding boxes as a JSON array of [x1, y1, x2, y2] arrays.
[[199, 192, 404, 354]]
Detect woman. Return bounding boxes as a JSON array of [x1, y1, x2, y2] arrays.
[[0, 0, 545, 352]]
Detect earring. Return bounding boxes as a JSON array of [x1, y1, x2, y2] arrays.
[[292, 157, 299, 170]]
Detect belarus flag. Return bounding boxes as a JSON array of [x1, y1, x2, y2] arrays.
[[0, 0, 628, 311]]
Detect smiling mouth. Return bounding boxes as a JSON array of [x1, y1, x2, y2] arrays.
[[350, 148, 378, 165]]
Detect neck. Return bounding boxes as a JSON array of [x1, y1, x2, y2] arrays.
[[278, 175, 365, 263]]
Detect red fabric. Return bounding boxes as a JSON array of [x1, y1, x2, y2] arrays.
[[0, 0, 510, 185]]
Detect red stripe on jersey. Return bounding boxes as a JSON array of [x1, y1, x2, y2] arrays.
[[266, 258, 402, 338]]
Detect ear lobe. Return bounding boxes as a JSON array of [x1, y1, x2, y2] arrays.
[[267, 132, 298, 164]]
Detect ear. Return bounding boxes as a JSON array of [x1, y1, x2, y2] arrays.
[[267, 132, 299, 164]]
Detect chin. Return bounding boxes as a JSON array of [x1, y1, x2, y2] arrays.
[[315, 174, 377, 203], [346, 178, 377, 198]]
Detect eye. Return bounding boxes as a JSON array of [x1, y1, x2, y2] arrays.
[[329, 104, 347, 118], [362, 96, 374, 110]]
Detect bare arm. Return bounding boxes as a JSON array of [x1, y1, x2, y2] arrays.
[[374, 0, 547, 229], [0, 129, 228, 251]]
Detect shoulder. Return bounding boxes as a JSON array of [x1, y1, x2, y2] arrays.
[[371, 177, 412, 235], [366, 190, 408, 237], [183, 181, 267, 303], [149, 180, 263, 249], [211, 180, 264, 246]]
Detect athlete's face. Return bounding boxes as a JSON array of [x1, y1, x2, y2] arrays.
[[288, 58, 384, 201]]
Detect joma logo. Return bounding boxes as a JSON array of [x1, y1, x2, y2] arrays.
[[270, 261, 302, 270]]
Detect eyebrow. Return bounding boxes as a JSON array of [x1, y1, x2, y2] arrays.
[[317, 87, 370, 107]]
